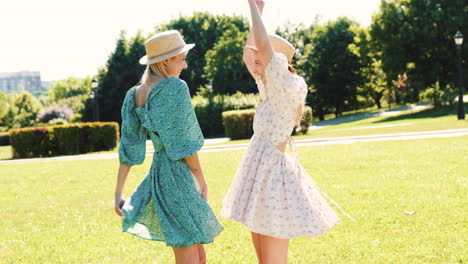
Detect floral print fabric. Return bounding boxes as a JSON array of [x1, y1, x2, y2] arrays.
[[118, 77, 223, 249], [221, 53, 340, 238]]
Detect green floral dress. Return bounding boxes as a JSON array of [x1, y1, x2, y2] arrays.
[[118, 77, 223, 249]]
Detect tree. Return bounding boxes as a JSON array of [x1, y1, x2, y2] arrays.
[[10, 92, 42, 127], [49, 77, 92, 103], [97, 32, 132, 123], [351, 27, 388, 109], [299, 18, 363, 119], [0, 92, 8, 121], [370, 0, 468, 103], [204, 27, 256, 94]]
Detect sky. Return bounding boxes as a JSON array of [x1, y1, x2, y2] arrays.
[[0, 0, 382, 81]]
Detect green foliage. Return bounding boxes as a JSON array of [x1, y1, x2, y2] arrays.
[[9, 122, 119, 158], [0, 132, 10, 146], [158, 12, 250, 95], [192, 92, 261, 136], [0, 92, 8, 120], [204, 27, 256, 94], [294, 106, 313, 135], [299, 18, 363, 120], [49, 77, 92, 103], [9, 127, 53, 158], [370, 0, 468, 101], [420, 82, 457, 106], [8, 91, 42, 128], [222, 109, 256, 140], [97, 31, 145, 124]]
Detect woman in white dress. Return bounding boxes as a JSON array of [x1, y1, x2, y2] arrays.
[[220, 0, 343, 263]]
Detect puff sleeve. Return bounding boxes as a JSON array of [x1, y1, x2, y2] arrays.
[[265, 52, 308, 112], [118, 88, 147, 165], [146, 78, 204, 161]]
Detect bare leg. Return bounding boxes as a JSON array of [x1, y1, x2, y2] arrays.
[[172, 245, 200, 264], [260, 234, 289, 264], [197, 244, 206, 264], [251, 231, 263, 264]]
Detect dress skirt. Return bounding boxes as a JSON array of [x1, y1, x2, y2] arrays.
[[221, 134, 340, 239]]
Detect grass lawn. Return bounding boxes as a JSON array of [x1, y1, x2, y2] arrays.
[[215, 104, 468, 146], [1, 136, 466, 263]]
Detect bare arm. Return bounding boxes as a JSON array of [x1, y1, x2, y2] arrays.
[[184, 153, 208, 201], [243, 2, 264, 78], [114, 164, 131, 216], [243, 32, 256, 79], [248, 0, 273, 67]]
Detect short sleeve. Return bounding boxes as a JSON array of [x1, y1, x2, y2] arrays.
[[265, 52, 290, 97], [265, 52, 307, 102], [118, 88, 147, 165], [146, 78, 204, 161]]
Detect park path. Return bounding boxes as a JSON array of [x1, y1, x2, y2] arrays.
[[310, 103, 433, 129], [1, 128, 467, 164]]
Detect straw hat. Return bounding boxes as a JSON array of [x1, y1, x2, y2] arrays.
[[139, 30, 195, 65], [246, 34, 295, 63]]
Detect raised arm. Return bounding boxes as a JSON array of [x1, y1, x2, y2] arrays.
[[243, 0, 264, 78], [247, 0, 273, 67]]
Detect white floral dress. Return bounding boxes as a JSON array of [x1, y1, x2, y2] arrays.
[[220, 52, 341, 239]]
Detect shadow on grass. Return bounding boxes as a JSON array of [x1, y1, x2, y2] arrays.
[[374, 104, 468, 123]]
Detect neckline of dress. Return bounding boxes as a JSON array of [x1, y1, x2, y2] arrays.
[[133, 77, 175, 109]]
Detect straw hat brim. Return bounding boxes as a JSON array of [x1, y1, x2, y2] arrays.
[[139, 43, 195, 65]]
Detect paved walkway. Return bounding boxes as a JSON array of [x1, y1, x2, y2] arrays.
[[310, 103, 433, 129], [1, 128, 467, 164]]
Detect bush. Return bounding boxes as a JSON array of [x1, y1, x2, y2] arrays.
[[9, 122, 119, 158], [222, 109, 256, 140], [294, 106, 313, 135], [53, 124, 81, 155], [9, 127, 54, 158], [420, 82, 456, 106], [192, 92, 261, 137], [38, 105, 74, 123], [79, 122, 119, 153], [0, 132, 10, 146]]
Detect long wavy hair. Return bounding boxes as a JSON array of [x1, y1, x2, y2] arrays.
[[139, 61, 168, 87]]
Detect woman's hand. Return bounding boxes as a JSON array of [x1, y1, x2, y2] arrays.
[[114, 194, 126, 217], [256, 0, 265, 13], [198, 179, 208, 201]]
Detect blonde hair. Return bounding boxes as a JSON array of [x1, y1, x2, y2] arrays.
[[139, 61, 168, 86]]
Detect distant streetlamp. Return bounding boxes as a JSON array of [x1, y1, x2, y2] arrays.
[[91, 78, 100, 122], [454, 31, 465, 120]]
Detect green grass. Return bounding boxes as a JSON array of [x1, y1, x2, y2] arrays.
[[214, 104, 468, 146], [0, 145, 12, 160], [1, 136, 467, 263]]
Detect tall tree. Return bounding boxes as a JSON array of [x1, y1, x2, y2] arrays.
[[300, 18, 363, 119], [97, 32, 134, 123], [204, 27, 256, 94], [371, 0, 468, 103]]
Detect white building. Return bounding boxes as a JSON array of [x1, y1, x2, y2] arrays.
[[0, 71, 42, 93]]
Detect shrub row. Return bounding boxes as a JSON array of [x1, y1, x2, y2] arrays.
[[9, 122, 119, 158], [0, 132, 9, 146], [192, 92, 261, 137], [222, 106, 313, 140], [222, 109, 256, 140]]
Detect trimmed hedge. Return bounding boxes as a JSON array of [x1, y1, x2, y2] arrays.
[[9, 122, 119, 158], [0, 132, 10, 146], [192, 92, 261, 137], [222, 109, 256, 140], [222, 105, 313, 140]]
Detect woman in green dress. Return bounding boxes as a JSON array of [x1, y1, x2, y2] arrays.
[[114, 30, 223, 264]]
